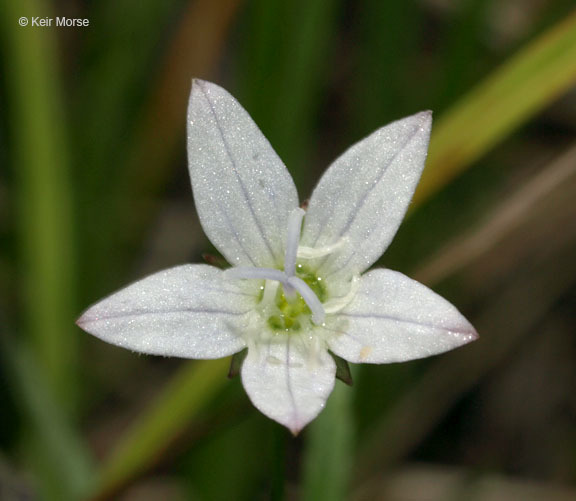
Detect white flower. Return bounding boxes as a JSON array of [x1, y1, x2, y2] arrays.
[[77, 80, 478, 434]]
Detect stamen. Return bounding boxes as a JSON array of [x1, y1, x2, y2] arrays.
[[261, 280, 279, 308], [225, 267, 287, 283], [323, 276, 360, 314], [287, 276, 325, 325], [284, 208, 305, 277], [297, 238, 347, 259]]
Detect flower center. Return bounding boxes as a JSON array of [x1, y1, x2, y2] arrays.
[[225, 208, 327, 327], [267, 292, 307, 332], [225, 208, 359, 335], [266, 263, 327, 332]]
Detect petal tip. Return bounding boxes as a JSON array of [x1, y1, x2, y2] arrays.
[[466, 326, 480, 342], [289, 424, 303, 436], [75, 309, 96, 333], [285, 415, 311, 436], [270, 411, 313, 436], [190, 79, 218, 103], [75, 312, 88, 329], [191, 78, 207, 89], [454, 321, 479, 345], [415, 110, 433, 128]]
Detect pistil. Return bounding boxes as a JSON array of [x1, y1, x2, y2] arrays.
[[284, 208, 305, 278]]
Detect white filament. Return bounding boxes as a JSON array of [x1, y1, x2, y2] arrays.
[[297, 238, 346, 259], [323, 276, 360, 314], [261, 280, 279, 308]]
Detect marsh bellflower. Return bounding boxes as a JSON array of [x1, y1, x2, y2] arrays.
[[77, 80, 478, 433]]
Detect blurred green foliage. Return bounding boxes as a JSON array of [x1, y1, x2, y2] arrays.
[[1, 0, 576, 500]]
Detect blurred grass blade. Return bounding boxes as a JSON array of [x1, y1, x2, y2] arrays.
[[78, 0, 184, 188], [0, 332, 94, 500], [351, 0, 420, 131], [93, 359, 230, 499], [414, 7, 576, 206], [1, 0, 77, 403], [432, 0, 493, 111], [267, 0, 341, 172], [238, 0, 341, 183], [301, 378, 355, 501], [76, 0, 187, 294]]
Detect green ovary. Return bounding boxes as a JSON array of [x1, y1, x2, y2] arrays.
[[266, 264, 327, 333], [296, 263, 327, 302]]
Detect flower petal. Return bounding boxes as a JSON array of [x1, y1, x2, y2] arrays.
[[326, 269, 478, 364], [302, 112, 432, 278], [241, 336, 336, 434], [77, 264, 258, 359], [187, 80, 299, 268]]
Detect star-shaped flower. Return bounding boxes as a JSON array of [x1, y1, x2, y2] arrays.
[[77, 80, 478, 434]]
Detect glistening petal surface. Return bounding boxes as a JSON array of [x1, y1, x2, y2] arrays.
[[241, 336, 336, 434], [77, 265, 257, 359], [187, 80, 299, 268], [326, 269, 478, 364], [302, 112, 432, 278]]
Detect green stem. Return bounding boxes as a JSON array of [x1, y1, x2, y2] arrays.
[[271, 427, 287, 501], [301, 372, 355, 501]]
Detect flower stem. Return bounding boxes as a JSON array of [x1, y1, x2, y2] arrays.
[[301, 373, 355, 501], [270, 426, 287, 501]]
